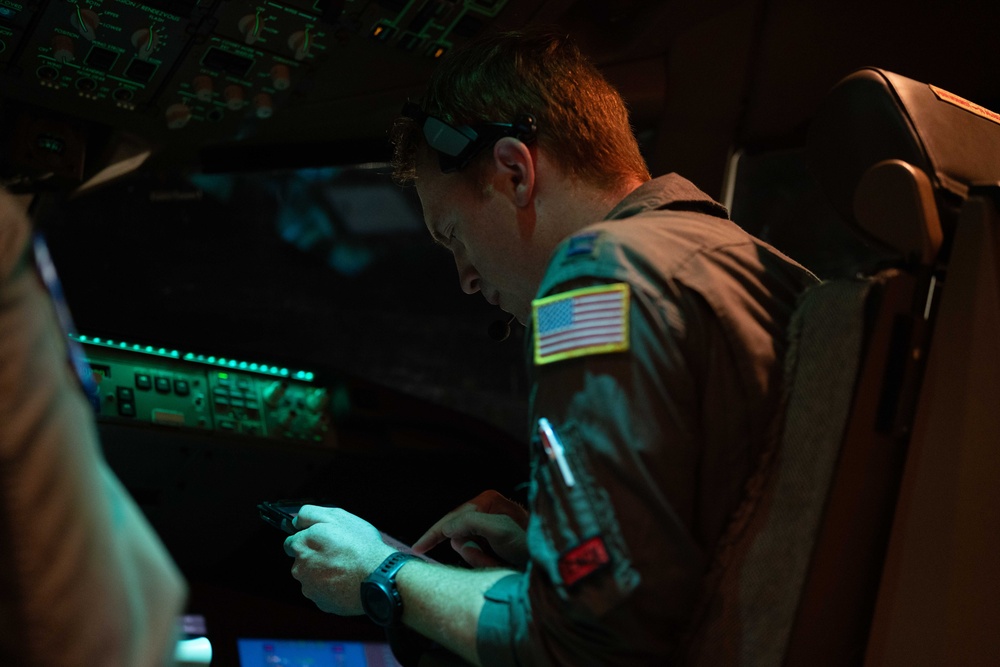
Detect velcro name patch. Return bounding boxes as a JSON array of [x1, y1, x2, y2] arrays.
[[558, 535, 611, 587]]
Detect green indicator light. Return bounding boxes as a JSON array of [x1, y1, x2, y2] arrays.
[[133, 344, 141, 350], [228, 360, 237, 367], [79, 335, 88, 342], [158, 348, 166, 354], [106, 340, 114, 346], [218, 358, 226, 364], [239, 362, 248, 369], [207, 356, 216, 363], [119, 342, 126, 348], [171, 351, 179, 357], [197, 355, 205, 361], [280, 369, 289, 376], [306, 372, 314, 381], [249, 363, 258, 371], [218, 372, 228, 379], [184, 353, 194, 360], [93, 338, 102, 344], [145, 346, 153, 352]]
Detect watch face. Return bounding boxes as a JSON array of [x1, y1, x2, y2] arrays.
[[361, 581, 394, 626]]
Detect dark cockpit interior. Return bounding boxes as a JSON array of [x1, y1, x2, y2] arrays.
[[1, 1, 998, 665]]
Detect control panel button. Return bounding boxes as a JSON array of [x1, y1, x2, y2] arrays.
[[118, 401, 136, 417], [152, 409, 185, 426], [271, 64, 291, 91], [135, 373, 152, 390], [192, 75, 214, 102], [174, 379, 190, 396], [224, 84, 245, 110], [117, 386, 135, 402], [254, 93, 274, 119], [165, 103, 193, 129], [154, 377, 171, 393]]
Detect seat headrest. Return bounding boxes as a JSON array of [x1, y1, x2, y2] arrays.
[[807, 68, 1000, 235]]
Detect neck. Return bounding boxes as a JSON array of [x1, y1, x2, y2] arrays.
[[540, 174, 644, 245]]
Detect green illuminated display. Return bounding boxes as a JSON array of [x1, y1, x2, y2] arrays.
[[70, 334, 315, 382]]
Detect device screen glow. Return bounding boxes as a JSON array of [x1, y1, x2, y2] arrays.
[[236, 638, 401, 667]]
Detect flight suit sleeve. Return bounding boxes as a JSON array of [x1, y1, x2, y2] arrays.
[[0, 191, 187, 666], [476, 267, 720, 666]]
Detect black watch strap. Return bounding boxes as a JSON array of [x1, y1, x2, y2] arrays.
[[361, 552, 417, 628]]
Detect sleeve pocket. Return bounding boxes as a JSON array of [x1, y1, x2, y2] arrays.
[[527, 419, 640, 616]]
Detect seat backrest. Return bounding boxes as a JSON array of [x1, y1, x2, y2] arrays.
[[789, 69, 1000, 667], [682, 273, 883, 666], [683, 68, 1000, 666]]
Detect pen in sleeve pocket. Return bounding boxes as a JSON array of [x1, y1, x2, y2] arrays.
[[538, 417, 576, 488]]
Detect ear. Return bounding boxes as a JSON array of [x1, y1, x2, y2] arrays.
[[492, 137, 535, 208]]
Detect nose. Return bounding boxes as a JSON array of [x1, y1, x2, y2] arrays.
[[453, 252, 480, 295]]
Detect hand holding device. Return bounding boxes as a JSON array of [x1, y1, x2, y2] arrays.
[[257, 499, 325, 534]]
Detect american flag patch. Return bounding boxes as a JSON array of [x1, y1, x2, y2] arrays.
[[532, 283, 630, 365]]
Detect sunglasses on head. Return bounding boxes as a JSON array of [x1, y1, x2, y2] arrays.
[[402, 102, 537, 173]]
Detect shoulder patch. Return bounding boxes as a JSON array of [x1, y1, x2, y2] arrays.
[[532, 283, 630, 366], [564, 231, 600, 258]]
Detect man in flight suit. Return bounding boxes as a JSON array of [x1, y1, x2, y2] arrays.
[[283, 29, 816, 665]]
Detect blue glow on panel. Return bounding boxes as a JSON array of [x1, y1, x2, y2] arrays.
[[236, 638, 401, 667]]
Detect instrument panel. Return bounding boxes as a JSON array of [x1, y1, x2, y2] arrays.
[[0, 0, 517, 187], [77, 333, 339, 445]]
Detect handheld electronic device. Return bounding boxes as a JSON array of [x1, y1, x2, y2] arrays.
[[257, 499, 332, 534]]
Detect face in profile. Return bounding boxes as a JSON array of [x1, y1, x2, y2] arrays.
[[414, 159, 539, 324]]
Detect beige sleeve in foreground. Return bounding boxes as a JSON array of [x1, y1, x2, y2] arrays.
[[0, 190, 187, 666]]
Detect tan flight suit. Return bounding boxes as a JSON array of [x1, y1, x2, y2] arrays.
[[477, 174, 817, 666], [0, 191, 187, 666]]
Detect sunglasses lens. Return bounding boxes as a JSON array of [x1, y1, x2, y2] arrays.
[[423, 117, 473, 157]]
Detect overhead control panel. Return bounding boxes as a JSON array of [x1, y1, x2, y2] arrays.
[[0, 0, 515, 188], [17, 1, 202, 112], [76, 334, 339, 446]]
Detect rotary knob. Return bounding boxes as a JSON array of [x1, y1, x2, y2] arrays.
[[237, 12, 264, 46], [287, 29, 312, 61], [52, 35, 75, 63], [263, 380, 288, 407], [131, 27, 161, 60], [70, 7, 100, 41], [305, 388, 328, 412]]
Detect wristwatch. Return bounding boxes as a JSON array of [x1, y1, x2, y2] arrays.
[[360, 552, 417, 627]]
